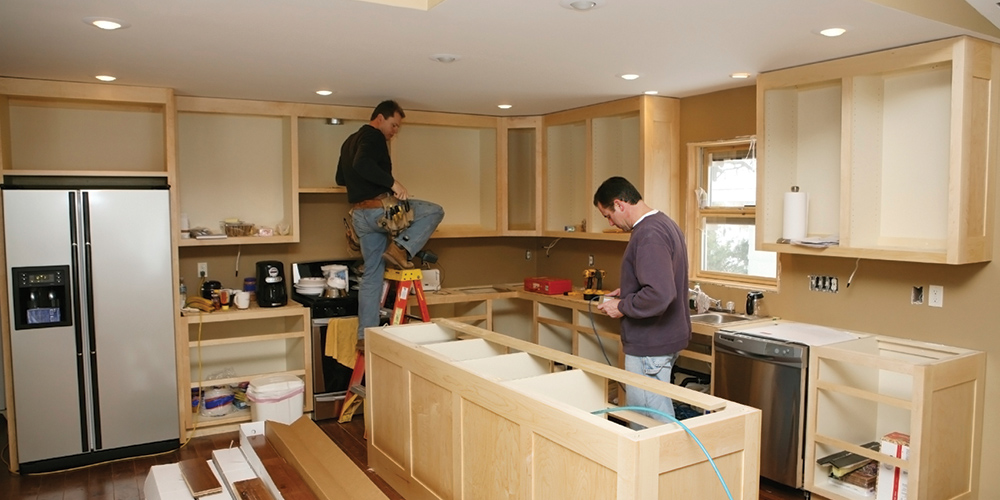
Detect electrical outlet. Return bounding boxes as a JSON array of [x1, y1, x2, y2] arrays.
[[928, 285, 944, 307], [198, 262, 208, 278], [911, 286, 924, 305], [525, 250, 532, 261], [588, 254, 594, 266], [808, 275, 839, 293]]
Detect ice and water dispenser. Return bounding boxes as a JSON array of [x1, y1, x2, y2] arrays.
[[11, 266, 71, 330]]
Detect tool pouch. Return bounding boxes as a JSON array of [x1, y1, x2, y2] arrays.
[[344, 211, 361, 252], [377, 196, 413, 234]]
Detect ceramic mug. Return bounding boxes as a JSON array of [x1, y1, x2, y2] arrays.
[[234, 291, 251, 309]]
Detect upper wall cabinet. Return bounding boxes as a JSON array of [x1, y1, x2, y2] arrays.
[[502, 116, 543, 235], [542, 96, 680, 241], [757, 36, 999, 264], [391, 112, 500, 238], [0, 78, 173, 177]]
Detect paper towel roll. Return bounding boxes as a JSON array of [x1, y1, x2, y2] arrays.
[[782, 189, 808, 241]]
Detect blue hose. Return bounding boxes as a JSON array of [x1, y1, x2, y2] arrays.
[[591, 405, 734, 500]]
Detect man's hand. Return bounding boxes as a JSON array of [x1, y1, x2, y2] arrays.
[[391, 180, 409, 201], [597, 288, 623, 318]]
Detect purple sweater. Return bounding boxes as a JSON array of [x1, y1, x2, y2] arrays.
[[616, 211, 691, 356]]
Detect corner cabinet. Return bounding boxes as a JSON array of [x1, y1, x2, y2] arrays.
[[757, 36, 999, 264], [543, 95, 680, 241], [179, 304, 310, 436], [803, 335, 985, 500]]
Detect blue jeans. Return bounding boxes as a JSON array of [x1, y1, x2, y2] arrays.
[[624, 353, 679, 425], [352, 198, 444, 339]]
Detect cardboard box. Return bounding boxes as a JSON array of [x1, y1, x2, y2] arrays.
[[877, 432, 910, 500], [523, 276, 572, 295], [264, 416, 388, 500]]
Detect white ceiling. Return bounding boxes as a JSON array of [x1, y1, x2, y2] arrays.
[[1, 0, 998, 116]]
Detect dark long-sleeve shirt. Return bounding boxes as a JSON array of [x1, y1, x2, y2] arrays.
[[616, 210, 691, 356], [336, 124, 394, 203]]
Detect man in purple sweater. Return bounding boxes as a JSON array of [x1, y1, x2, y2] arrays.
[[595, 176, 690, 423]]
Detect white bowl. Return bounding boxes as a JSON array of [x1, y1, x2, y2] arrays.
[[297, 277, 326, 285], [295, 287, 323, 296]]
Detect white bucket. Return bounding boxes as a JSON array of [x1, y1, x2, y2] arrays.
[[247, 374, 305, 424]]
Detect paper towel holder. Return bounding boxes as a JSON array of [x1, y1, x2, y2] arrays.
[[791, 185, 799, 192]]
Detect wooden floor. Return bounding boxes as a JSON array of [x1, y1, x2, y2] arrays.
[[1, 414, 806, 499]]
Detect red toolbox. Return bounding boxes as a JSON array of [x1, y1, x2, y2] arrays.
[[523, 277, 572, 295]]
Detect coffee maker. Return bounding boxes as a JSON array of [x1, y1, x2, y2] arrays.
[[256, 260, 287, 307]]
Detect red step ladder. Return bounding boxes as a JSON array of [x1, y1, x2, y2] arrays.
[[338, 268, 430, 423]]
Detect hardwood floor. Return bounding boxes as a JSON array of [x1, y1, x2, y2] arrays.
[[0, 414, 805, 499]]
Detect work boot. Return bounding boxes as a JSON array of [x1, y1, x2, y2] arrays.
[[383, 241, 414, 269]]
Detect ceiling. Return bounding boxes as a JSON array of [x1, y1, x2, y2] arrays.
[[1, 0, 998, 116]]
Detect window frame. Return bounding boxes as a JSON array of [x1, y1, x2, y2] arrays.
[[685, 137, 777, 289]]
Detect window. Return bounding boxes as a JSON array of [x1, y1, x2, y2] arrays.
[[687, 138, 777, 286]]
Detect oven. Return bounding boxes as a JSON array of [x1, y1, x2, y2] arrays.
[[291, 260, 361, 420]]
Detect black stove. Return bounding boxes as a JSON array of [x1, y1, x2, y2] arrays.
[[291, 259, 362, 420], [290, 259, 361, 317]]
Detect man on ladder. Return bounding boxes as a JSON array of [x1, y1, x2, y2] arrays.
[[336, 99, 443, 423]]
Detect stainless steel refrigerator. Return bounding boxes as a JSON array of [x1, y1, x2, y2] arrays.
[[2, 176, 179, 472]]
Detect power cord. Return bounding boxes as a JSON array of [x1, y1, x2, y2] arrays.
[[587, 296, 614, 366], [592, 406, 733, 500]]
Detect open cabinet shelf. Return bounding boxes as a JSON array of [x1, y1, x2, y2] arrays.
[[804, 335, 985, 500], [757, 36, 999, 264]]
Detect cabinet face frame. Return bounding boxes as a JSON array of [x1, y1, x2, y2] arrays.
[[542, 95, 680, 241], [501, 116, 543, 235], [756, 36, 998, 264]]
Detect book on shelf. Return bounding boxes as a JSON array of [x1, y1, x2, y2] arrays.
[[828, 461, 878, 497], [817, 441, 880, 477]]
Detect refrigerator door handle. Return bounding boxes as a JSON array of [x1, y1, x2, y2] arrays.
[[81, 192, 103, 450], [68, 191, 91, 453]]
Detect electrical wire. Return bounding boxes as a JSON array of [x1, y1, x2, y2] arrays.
[[542, 238, 561, 257], [235, 245, 241, 277], [846, 258, 860, 288], [592, 406, 733, 500]]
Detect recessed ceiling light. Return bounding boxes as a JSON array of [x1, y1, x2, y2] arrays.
[[430, 54, 460, 63], [819, 27, 847, 37], [730, 72, 752, 79], [644, 90, 659, 95], [95, 75, 116, 82], [316, 90, 333, 96], [498, 104, 512, 109], [83, 17, 130, 30], [560, 0, 605, 11], [620, 74, 639, 81]]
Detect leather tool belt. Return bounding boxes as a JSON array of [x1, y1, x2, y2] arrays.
[[352, 192, 390, 209]]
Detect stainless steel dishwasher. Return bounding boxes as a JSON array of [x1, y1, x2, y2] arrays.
[[713, 330, 808, 489]]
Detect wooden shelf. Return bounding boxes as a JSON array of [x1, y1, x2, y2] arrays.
[[178, 235, 298, 247]]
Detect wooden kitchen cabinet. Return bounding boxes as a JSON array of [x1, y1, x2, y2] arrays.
[[502, 116, 543, 235], [179, 304, 311, 436], [366, 319, 761, 500], [757, 36, 1000, 264], [0, 77, 174, 177], [542, 95, 680, 241], [803, 335, 985, 500]]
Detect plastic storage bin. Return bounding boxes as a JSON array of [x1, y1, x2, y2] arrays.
[[247, 374, 304, 424]]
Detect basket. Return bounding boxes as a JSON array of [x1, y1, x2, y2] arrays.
[[222, 221, 255, 237]]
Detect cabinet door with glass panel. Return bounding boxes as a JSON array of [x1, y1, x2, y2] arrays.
[[687, 138, 776, 287]]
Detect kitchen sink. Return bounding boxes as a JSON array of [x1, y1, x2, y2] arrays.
[[690, 312, 753, 325]]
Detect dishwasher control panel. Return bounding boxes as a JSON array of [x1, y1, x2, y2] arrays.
[[714, 331, 806, 362]]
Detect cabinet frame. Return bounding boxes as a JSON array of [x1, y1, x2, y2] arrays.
[[542, 95, 680, 241], [803, 335, 985, 500], [756, 36, 999, 264]]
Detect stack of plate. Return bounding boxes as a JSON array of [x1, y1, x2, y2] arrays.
[[294, 277, 326, 296]]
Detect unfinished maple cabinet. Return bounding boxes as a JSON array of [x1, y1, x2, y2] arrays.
[[180, 304, 310, 436], [543, 95, 680, 241], [757, 36, 1000, 264], [366, 318, 761, 500], [803, 336, 985, 500], [502, 116, 543, 235]]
